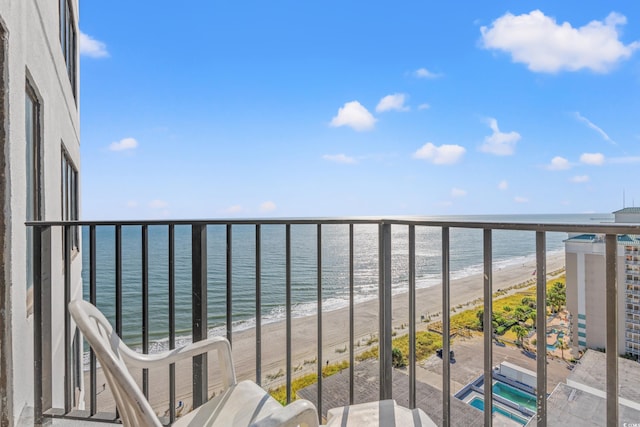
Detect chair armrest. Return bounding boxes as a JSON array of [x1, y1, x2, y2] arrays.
[[120, 336, 236, 388], [251, 399, 319, 427]]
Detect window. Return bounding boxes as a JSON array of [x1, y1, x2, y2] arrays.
[[26, 82, 42, 291], [61, 146, 79, 250], [59, 0, 77, 98]]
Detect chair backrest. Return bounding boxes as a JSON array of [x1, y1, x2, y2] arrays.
[[69, 299, 162, 427]]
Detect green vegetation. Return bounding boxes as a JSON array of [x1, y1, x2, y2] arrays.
[[269, 275, 567, 405], [356, 330, 442, 363], [269, 360, 349, 405], [437, 276, 566, 344], [547, 281, 566, 313], [392, 347, 406, 368]]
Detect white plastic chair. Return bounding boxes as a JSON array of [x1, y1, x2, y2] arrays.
[[69, 299, 319, 427]]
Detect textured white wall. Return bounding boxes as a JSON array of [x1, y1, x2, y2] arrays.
[[0, 0, 80, 423]]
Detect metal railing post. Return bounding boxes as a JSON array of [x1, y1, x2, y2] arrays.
[[89, 226, 97, 415], [141, 225, 149, 398], [379, 222, 393, 400], [286, 224, 292, 403], [63, 225, 72, 413], [255, 225, 262, 386], [192, 223, 208, 407], [226, 224, 233, 345], [316, 224, 323, 420], [168, 224, 176, 423], [442, 227, 451, 426], [33, 225, 51, 424], [349, 224, 355, 404], [535, 231, 547, 426], [483, 229, 493, 427], [408, 225, 416, 409], [605, 234, 618, 427]]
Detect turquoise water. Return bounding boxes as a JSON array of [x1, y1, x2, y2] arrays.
[[80, 214, 608, 349], [469, 397, 528, 425], [546, 331, 566, 351], [492, 382, 537, 411]]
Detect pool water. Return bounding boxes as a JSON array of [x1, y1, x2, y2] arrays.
[[546, 330, 566, 351], [492, 382, 537, 411], [469, 397, 529, 425]]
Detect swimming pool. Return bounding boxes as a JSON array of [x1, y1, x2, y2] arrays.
[[469, 397, 529, 425], [492, 382, 537, 411], [546, 330, 565, 351]]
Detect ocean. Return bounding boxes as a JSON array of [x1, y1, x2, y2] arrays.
[[81, 213, 611, 352]]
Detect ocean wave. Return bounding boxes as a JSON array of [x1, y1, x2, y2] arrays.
[[82, 248, 564, 370]]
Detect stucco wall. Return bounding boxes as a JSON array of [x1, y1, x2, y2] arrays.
[[0, 0, 80, 423]]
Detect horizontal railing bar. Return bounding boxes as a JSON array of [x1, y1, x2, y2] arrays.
[[26, 218, 640, 235]]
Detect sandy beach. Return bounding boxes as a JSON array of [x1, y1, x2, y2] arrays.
[[88, 252, 565, 416]]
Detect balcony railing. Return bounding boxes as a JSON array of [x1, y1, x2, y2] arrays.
[[28, 218, 640, 427]]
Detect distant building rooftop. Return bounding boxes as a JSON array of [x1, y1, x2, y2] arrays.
[[564, 234, 639, 244], [541, 382, 640, 427], [539, 350, 640, 426], [567, 350, 640, 408], [613, 207, 640, 215], [613, 207, 640, 224]]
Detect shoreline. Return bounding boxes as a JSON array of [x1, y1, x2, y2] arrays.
[[88, 252, 565, 415], [114, 249, 566, 354]]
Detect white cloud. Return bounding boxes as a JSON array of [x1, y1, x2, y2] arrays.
[[480, 118, 521, 156], [571, 175, 590, 183], [79, 31, 109, 58], [414, 68, 442, 79], [376, 94, 410, 113], [109, 137, 138, 151], [514, 196, 529, 203], [225, 205, 244, 214], [451, 188, 467, 197], [149, 199, 168, 209], [574, 112, 616, 144], [547, 156, 571, 170], [498, 180, 508, 190], [413, 143, 466, 165], [580, 152, 605, 165], [418, 103, 431, 110], [259, 201, 276, 212], [480, 10, 640, 73], [322, 154, 357, 164], [330, 101, 376, 131]]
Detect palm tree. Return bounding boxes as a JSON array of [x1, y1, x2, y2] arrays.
[[555, 339, 569, 360], [512, 325, 528, 346]]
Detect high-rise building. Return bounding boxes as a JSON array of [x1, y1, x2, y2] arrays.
[[0, 1, 81, 424], [565, 208, 640, 359]]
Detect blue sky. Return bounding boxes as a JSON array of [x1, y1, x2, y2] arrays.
[[79, 1, 640, 219]]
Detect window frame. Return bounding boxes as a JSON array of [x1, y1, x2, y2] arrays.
[[59, 0, 77, 100], [61, 145, 79, 251], [26, 81, 43, 298]]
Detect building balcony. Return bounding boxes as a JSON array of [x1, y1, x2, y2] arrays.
[[626, 288, 640, 297], [27, 218, 640, 426]]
